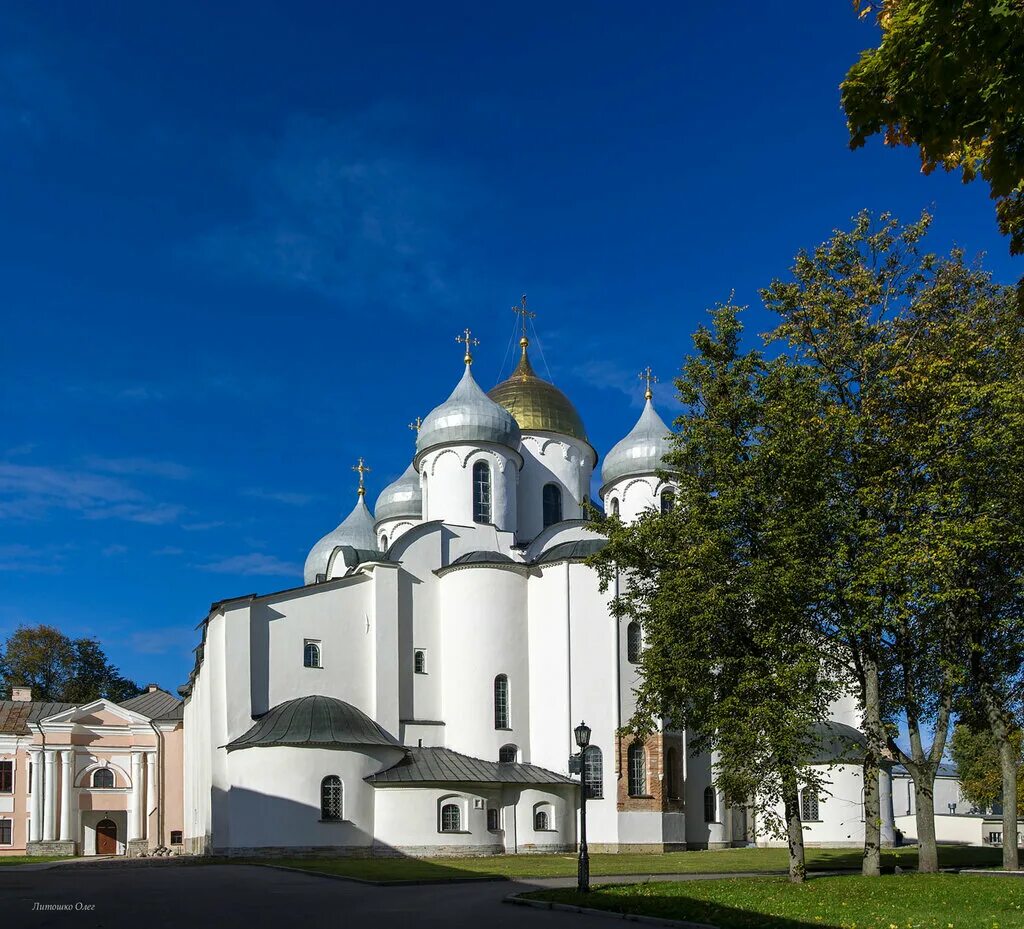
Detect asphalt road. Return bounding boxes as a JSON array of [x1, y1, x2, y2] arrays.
[[1, 863, 614, 929]]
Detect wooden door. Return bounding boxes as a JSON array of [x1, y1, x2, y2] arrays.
[[96, 819, 117, 855]]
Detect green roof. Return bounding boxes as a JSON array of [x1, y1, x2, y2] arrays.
[[227, 695, 401, 751], [367, 746, 576, 786]]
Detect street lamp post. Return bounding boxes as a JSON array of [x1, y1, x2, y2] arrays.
[[574, 720, 591, 893]]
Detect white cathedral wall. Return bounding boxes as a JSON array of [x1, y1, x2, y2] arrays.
[[516, 433, 594, 541], [603, 475, 659, 523], [376, 518, 417, 551], [221, 745, 405, 852], [439, 566, 529, 762], [419, 444, 520, 532]]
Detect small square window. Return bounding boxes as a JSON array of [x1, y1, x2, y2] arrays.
[[170, 830, 183, 845]]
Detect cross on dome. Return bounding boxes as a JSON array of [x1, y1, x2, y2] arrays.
[[352, 457, 371, 496], [512, 294, 536, 348], [639, 366, 658, 401], [408, 416, 423, 433], [455, 328, 480, 365]]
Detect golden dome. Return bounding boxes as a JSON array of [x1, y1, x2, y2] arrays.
[[488, 343, 588, 442]]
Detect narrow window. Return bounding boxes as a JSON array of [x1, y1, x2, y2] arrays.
[[498, 744, 518, 763], [472, 461, 491, 524], [704, 786, 717, 823], [666, 747, 679, 800], [487, 808, 499, 831], [535, 810, 549, 831], [626, 621, 642, 663], [627, 742, 646, 797], [414, 650, 426, 674], [0, 761, 12, 793], [0, 819, 11, 845], [542, 483, 562, 528], [321, 775, 343, 820], [28, 761, 32, 793], [304, 642, 321, 669], [92, 768, 115, 789], [611, 498, 620, 517], [801, 790, 819, 822], [380, 533, 388, 551], [440, 803, 461, 832], [583, 745, 603, 799], [494, 674, 510, 729], [660, 489, 675, 514]]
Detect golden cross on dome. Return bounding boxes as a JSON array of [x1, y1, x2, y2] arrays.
[[455, 328, 480, 365], [352, 457, 371, 496], [408, 416, 423, 433], [639, 366, 658, 401], [512, 294, 536, 347]]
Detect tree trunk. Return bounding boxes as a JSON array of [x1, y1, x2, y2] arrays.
[[980, 682, 1020, 871], [913, 775, 938, 872], [861, 654, 884, 877], [782, 770, 806, 883]]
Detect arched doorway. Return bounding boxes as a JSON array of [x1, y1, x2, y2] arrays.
[[96, 818, 117, 855]]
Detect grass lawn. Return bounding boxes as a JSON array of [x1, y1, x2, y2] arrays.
[[0, 855, 71, 866], [524, 874, 1024, 929], [241, 845, 1003, 883]]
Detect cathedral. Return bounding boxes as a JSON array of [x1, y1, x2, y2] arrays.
[[179, 312, 895, 856]]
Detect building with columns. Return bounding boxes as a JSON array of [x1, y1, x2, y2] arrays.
[[0, 685, 184, 857], [181, 316, 892, 856]]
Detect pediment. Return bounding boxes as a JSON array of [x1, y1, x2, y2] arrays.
[[39, 699, 151, 729]]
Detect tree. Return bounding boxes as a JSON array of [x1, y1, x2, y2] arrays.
[[0, 625, 141, 704], [951, 723, 1024, 816], [841, 1, 1024, 256], [590, 303, 842, 883]]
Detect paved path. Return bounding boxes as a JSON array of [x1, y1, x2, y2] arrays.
[[1, 862, 617, 929]]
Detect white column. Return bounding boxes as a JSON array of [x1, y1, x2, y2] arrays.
[[59, 751, 72, 842], [144, 752, 156, 843], [28, 749, 42, 842], [42, 751, 57, 841], [129, 753, 143, 841]]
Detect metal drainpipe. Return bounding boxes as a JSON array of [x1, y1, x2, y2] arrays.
[[614, 568, 622, 779], [565, 561, 572, 759], [151, 722, 164, 846]]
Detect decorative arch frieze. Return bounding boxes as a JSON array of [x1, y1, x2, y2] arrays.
[[77, 760, 131, 790], [621, 477, 656, 500], [460, 447, 509, 473], [427, 448, 461, 476]]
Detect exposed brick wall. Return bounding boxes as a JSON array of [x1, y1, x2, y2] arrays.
[[615, 732, 686, 814]]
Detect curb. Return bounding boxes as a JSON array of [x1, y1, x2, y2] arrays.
[[249, 862, 508, 887], [504, 891, 718, 929], [959, 869, 1024, 878]]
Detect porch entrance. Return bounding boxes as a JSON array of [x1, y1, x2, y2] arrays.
[[96, 819, 117, 855]]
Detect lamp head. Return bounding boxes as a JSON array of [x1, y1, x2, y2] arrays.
[[574, 720, 591, 750]]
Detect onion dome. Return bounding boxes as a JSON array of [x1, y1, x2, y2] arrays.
[[374, 461, 422, 523], [304, 491, 378, 584], [600, 397, 673, 491], [416, 353, 521, 459], [488, 341, 588, 442]]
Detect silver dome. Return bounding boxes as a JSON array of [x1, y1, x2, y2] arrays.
[[416, 364, 521, 459], [304, 494, 378, 584], [600, 399, 674, 490], [374, 461, 422, 523]]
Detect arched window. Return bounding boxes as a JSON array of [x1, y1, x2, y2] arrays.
[[666, 747, 679, 800], [611, 497, 620, 517], [542, 483, 562, 528], [321, 775, 343, 821], [534, 809, 549, 831], [704, 785, 718, 823], [626, 622, 642, 663], [583, 745, 603, 799], [487, 808, 500, 831], [92, 768, 114, 789], [414, 650, 426, 674], [660, 489, 675, 514], [494, 674, 510, 729], [440, 803, 461, 832], [801, 790, 820, 822], [380, 533, 388, 551], [304, 642, 321, 669], [498, 744, 518, 763], [627, 742, 646, 797], [472, 461, 491, 524]]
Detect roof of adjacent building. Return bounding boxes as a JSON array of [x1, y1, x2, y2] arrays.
[[120, 687, 183, 721], [0, 700, 77, 735], [367, 746, 576, 786], [226, 695, 402, 751]]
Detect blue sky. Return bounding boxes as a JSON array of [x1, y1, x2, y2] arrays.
[[1, 2, 1020, 693]]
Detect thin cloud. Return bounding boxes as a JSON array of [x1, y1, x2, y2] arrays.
[[129, 627, 194, 656], [181, 520, 225, 532], [84, 456, 192, 481], [101, 544, 128, 557], [152, 546, 184, 556], [242, 488, 315, 506], [0, 543, 67, 574], [197, 553, 301, 577]]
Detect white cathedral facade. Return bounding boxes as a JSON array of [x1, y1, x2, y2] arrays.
[[181, 326, 894, 856]]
